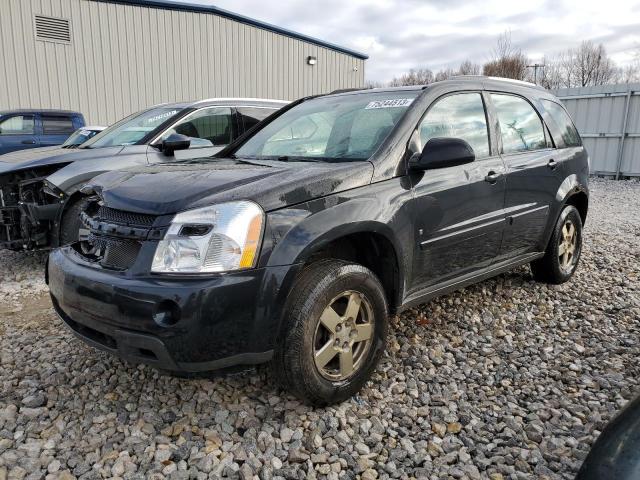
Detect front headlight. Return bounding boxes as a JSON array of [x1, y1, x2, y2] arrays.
[[151, 201, 264, 273]]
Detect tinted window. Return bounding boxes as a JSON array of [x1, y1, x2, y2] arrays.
[[162, 107, 232, 146], [0, 115, 35, 135], [42, 115, 74, 134], [491, 94, 547, 153], [238, 107, 277, 131], [419, 93, 490, 158], [236, 91, 418, 161], [542, 100, 581, 147]]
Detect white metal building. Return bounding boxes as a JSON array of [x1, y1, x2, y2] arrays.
[[0, 0, 367, 125]]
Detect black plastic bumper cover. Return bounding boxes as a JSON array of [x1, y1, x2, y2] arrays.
[[48, 247, 300, 372]]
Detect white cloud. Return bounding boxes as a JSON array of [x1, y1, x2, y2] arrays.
[[182, 0, 640, 82]]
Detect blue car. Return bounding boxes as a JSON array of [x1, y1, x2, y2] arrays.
[[0, 109, 86, 155]]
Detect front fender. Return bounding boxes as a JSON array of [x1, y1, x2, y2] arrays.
[[265, 187, 412, 270], [260, 178, 414, 308]]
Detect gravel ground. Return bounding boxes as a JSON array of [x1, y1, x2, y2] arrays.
[[1, 178, 639, 480]]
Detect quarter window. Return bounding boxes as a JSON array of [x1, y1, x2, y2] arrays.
[[541, 100, 582, 147], [163, 107, 233, 146], [0, 115, 35, 135], [42, 115, 74, 134], [491, 94, 547, 153], [419, 93, 490, 159]]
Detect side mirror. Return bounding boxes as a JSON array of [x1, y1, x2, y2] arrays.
[[161, 133, 191, 156], [409, 137, 475, 171]]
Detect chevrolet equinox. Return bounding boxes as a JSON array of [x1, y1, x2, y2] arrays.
[[47, 77, 589, 405]]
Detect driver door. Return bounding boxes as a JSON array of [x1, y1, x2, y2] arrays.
[[409, 91, 506, 293], [147, 107, 234, 163]]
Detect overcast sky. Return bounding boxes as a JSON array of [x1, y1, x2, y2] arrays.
[[183, 0, 640, 82]]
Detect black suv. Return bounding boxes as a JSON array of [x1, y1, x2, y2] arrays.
[[47, 77, 589, 405]]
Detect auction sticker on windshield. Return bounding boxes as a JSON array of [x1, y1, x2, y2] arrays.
[[365, 98, 414, 109]]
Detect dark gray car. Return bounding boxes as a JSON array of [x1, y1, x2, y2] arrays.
[[0, 98, 287, 250]]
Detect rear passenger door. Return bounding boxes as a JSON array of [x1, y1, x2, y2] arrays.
[[40, 114, 76, 147], [409, 92, 507, 292], [487, 92, 564, 259]]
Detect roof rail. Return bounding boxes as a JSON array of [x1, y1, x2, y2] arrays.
[[450, 75, 542, 89], [329, 88, 365, 95]]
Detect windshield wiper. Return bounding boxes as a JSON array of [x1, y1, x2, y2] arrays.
[[274, 155, 324, 163]]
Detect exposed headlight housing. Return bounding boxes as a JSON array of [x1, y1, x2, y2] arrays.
[[151, 201, 264, 273]]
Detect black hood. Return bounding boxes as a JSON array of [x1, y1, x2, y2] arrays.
[[85, 158, 374, 214], [0, 146, 124, 174]]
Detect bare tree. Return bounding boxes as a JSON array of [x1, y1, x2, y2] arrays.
[[457, 60, 481, 76], [538, 57, 565, 90], [388, 68, 434, 86], [566, 41, 617, 87], [619, 46, 640, 83], [434, 68, 456, 82], [482, 31, 531, 81]]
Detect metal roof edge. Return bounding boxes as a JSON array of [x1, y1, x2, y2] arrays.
[[91, 0, 369, 60]]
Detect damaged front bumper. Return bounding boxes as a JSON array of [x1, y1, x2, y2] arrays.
[[0, 175, 65, 250]]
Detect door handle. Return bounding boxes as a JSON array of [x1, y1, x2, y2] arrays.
[[547, 159, 558, 170], [21, 139, 36, 145], [484, 171, 502, 184]]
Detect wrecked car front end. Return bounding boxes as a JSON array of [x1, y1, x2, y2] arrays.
[[0, 165, 68, 250]]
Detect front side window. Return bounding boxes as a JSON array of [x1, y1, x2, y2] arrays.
[[491, 93, 547, 154], [234, 91, 419, 161], [42, 115, 74, 134], [161, 107, 233, 146], [419, 93, 490, 158], [0, 115, 35, 135], [542, 100, 582, 147], [83, 107, 182, 148]]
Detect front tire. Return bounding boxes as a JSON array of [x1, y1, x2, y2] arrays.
[[531, 205, 583, 284], [272, 260, 388, 406], [59, 197, 90, 246]]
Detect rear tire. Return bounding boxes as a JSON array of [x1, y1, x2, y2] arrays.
[[531, 205, 583, 284], [59, 197, 90, 246], [272, 260, 388, 406]]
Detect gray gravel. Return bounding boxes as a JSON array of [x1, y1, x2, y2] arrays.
[[1, 178, 639, 480]]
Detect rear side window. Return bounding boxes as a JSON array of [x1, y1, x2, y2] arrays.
[[42, 115, 75, 134], [238, 107, 277, 132], [419, 92, 490, 158], [0, 115, 35, 134], [490, 93, 547, 154], [541, 100, 582, 147]]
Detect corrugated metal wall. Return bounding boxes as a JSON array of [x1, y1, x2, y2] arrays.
[[0, 0, 366, 125], [553, 83, 640, 177]]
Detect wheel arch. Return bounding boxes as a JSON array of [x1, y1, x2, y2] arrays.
[[267, 217, 406, 313], [555, 173, 589, 225]]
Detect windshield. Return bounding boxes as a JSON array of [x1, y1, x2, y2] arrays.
[[62, 128, 103, 148], [234, 91, 419, 161], [81, 107, 182, 148]]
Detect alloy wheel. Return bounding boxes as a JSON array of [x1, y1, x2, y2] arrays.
[[313, 290, 374, 381], [558, 219, 578, 273]]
